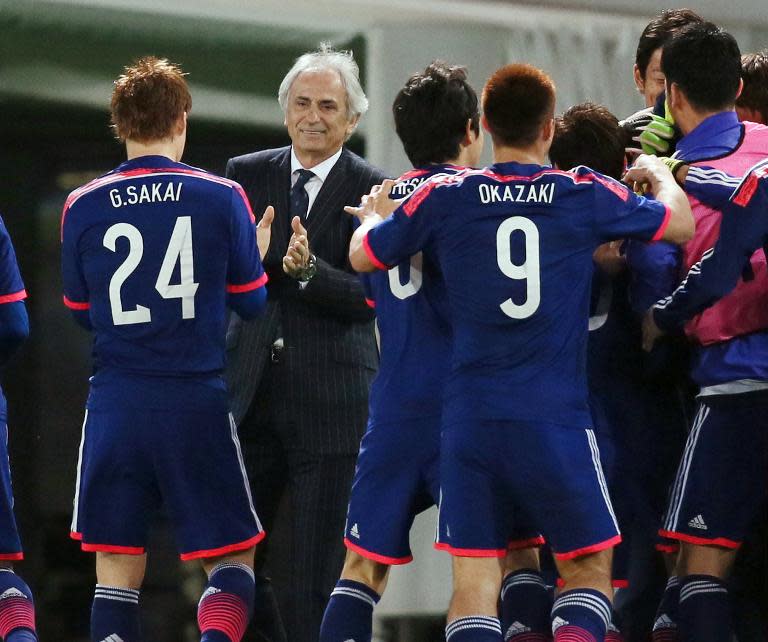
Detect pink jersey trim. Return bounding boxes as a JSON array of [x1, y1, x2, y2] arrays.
[[365, 298, 375, 309], [0, 552, 23, 561], [70, 531, 83, 541], [63, 295, 90, 310], [0, 290, 27, 304], [658, 529, 741, 550], [179, 531, 265, 561], [226, 273, 269, 293], [344, 538, 413, 565], [434, 542, 507, 558], [651, 204, 672, 242], [362, 233, 389, 270], [507, 535, 546, 550], [553, 534, 622, 560]]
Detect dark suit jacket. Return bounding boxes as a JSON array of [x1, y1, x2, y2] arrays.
[[225, 145, 387, 454]]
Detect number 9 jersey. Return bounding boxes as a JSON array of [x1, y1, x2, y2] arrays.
[[61, 155, 267, 376], [363, 162, 670, 427]]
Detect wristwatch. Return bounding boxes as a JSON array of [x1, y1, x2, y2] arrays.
[[298, 253, 317, 284]]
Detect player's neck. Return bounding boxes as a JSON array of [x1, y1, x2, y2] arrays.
[[125, 139, 182, 163], [492, 145, 547, 166], [677, 107, 733, 137]]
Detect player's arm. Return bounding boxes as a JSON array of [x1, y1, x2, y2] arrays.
[[60, 207, 93, 331], [0, 220, 29, 365], [348, 179, 427, 273], [664, 161, 742, 209], [649, 177, 768, 341], [622, 154, 694, 244], [624, 240, 681, 314], [226, 187, 268, 320]]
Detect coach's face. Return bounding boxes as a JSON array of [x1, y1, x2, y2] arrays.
[[285, 68, 359, 167]]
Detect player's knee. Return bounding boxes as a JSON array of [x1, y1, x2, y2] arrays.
[[95, 552, 147, 589], [677, 542, 736, 579], [341, 549, 389, 593], [556, 548, 613, 592], [504, 546, 540, 574]]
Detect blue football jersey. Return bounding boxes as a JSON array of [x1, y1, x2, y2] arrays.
[[61, 155, 266, 376], [0, 216, 27, 422], [360, 165, 459, 423], [365, 162, 669, 426]]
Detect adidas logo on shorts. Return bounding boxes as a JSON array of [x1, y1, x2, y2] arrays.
[[100, 635, 125, 642], [506, 621, 531, 638], [687, 514, 707, 530], [350, 523, 360, 539], [653, 614, 677, 630]]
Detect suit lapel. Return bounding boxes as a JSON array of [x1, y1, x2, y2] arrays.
[[267, 149, 292, 261], [305, 149, 352, 242]]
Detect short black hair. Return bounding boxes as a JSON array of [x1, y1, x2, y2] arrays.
[[635, 9, 702, 79], [738, 50, 768, 124], [392, 61, 479, 168], [662, 21, 742, 112], [550, 103, 624, 180]]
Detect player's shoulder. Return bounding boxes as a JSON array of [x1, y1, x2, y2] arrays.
[[732, 158, 768, 207]]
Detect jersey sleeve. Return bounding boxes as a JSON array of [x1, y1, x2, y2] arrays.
[[682, 165, 741, 209], [60, 204, 90, 311], [359, 273, 375, 309], [653, 176, 768, 331], [364, 180, 440, 270], [226, 186, 267, 294], [589, 171, 670, 243], [0, 218, 26, 305]]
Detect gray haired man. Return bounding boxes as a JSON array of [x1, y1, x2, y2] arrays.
[[224, 44, 387, 642]]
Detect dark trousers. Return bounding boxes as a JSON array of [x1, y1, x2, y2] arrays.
[[239, 373, 357, 642]]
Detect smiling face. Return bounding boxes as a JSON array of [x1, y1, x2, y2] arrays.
[[284, 68, 359, 168]]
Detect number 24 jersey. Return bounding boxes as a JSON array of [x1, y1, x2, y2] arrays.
[[364, 162, 670, 426], [61, 155, 266, 377]]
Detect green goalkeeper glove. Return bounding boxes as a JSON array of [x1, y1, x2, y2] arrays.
[[634, 114, 676, 155]]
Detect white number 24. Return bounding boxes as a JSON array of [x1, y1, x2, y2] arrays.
[[496, 216, 541, 319], [104, 216, 199, 326]]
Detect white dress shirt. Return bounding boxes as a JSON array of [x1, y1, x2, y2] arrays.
[[290, 146, 343, 218]]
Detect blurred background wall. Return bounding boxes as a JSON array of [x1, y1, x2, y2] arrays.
[[0, 1, 766, 639]]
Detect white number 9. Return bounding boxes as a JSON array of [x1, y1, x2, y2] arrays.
[[496, 216, 540, 319]]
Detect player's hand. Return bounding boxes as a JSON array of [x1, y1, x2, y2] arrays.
[[642, 308, 666, 351], [635, 114, 675, 156], [593, 241, 626, 276], [620, 109, 654, 155], [623, 154, 671, 194], [345, 180, 401, 222], [283, 216, 311, 278], [256, 205, 274, 258], [659, 157, 689, 185]]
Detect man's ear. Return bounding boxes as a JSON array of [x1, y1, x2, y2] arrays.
[[541, 117, 555, 145], [345, 114, 361, 139], [175, 112, 187, 137], [462, 118, 476, 147], [633, 64, 645, 94], [735, 77, 744, 101]]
